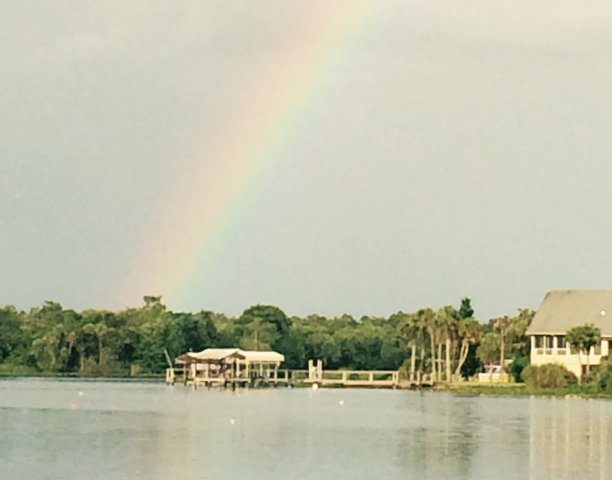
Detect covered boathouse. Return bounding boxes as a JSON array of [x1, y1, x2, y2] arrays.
[[169, 348, 286, 387]]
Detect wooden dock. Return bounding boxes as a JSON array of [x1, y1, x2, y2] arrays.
[[166, 359, 433, 390], [302, 360, 433, 389], [302, 369, 399, 388]]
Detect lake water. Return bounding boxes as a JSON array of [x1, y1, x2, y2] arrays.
[[1, 379, 611, 480]]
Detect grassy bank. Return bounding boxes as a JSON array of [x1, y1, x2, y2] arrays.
[[442, 382, 612, 399]]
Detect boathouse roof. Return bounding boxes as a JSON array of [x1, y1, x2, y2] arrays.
[[526, 290, 612, 336], [197, 348, 242, 360], [176, 348, 285, 364], [240, 350, 285, 363]]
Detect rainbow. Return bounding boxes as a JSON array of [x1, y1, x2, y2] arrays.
[[124, 2, 386, 309]]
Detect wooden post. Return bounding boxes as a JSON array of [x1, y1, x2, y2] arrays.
[[190, 362, 197, 389], [166, 368, 174, 385], [368, 371, 374, 383], [445, 337, 451, 382]]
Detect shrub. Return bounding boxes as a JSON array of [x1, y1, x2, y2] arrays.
[[510, 355, 529, 382], [522, 364, 577, 389], [596, 359, 612, 393]]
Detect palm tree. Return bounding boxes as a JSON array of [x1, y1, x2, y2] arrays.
[[398, 313, 416, 378], [494, 316, 511, 374], [582, 324, 602, 376], [415, 309, 432, 378], [455, 318, 484, 378], [419, 308, 437, 380], [82, 321, 109, 367], [432, 306, 458, 382], [399, 311, 429, 379], [567, 324, 601, 380]]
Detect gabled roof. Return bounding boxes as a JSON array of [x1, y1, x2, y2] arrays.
[[195, 348, 242, 360], [176, 348, 285, 364], [176, 348, 241, 364], [240, 350, 285, 363], [526, 290, 612, 336]]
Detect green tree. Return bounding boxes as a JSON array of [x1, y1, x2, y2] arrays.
[[397, 311, 423, 377], [507, 309, 534, 357], [26, 302, 82, 373], [566, 324, 601, 380], [455, 318, 484, 378], [434, 306, 458, 381], [476, 332, 500, 369], [175, 311, 218, 352], [595, 358, 612, 393], [493, 316, 511, 373], [0, 306, 26, 364], [417, 308, 436, 379], [459, 297, 474, 320], [240, 305, 291, 335], [240, 318, 279, 350]]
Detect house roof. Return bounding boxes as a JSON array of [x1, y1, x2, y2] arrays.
[[526, 290, 612, 336]]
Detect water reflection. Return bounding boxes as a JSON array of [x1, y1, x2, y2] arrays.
[[529, 397, 611, 480], [397, 394, 481, 478], [1, 380, 611, 480]]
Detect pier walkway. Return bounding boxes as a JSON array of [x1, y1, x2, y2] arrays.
[[166, 359, 434, 390]]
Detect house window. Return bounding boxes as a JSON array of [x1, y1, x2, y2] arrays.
[[534, 335, 556, 353], [556, 336, 566, 349]]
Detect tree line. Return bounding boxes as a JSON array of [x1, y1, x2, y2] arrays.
[[0, 296, 533, 379]]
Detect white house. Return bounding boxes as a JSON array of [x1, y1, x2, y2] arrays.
[[526, 290, 612, 379]]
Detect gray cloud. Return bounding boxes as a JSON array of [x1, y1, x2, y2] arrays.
[[2, 1, 612, 319]]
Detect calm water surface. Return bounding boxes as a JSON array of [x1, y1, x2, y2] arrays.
[[1, 379, 611, 479]]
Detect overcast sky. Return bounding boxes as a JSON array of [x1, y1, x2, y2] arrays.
[[2, 1, 612, 320]]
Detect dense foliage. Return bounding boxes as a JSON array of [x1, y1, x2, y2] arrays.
[[522, 364, 578, 389], [595, 358, 612, 393], [0, 297, 533, 378]]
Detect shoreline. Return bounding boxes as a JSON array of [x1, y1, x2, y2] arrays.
[[0, 371, 163, 382], [439, 382, 612, 399], [2, 373, 612, 399]]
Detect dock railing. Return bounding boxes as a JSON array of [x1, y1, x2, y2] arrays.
[[166, 361, 434, 389]]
